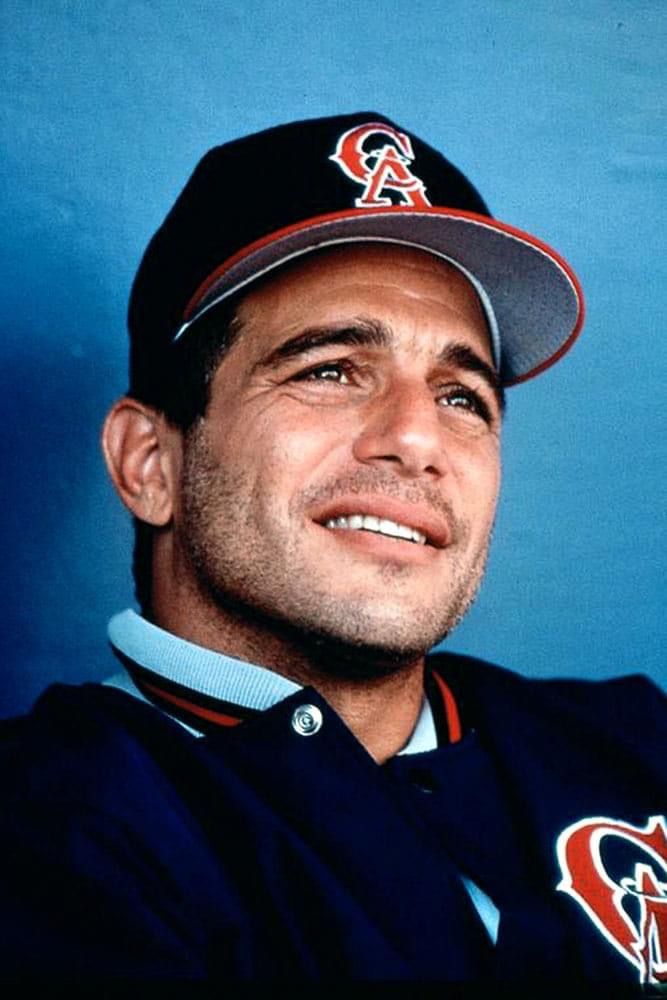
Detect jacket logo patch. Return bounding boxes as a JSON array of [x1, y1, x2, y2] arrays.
[[330, 122, 431, 209], [556, 815, 667, 984]]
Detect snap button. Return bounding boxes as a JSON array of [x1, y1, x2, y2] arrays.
[[409, 768, 438, 794], [291, 704, 323, 736]]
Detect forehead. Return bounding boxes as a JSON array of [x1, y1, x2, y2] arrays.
[[234, 243, 494, 362]]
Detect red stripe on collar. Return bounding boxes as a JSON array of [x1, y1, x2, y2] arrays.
[[138, 677, 243, 728], [431, 671, 463, 744], [127, 656, 462, 744]]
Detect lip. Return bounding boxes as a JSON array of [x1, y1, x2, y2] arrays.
[[309, 495, 451, 549]]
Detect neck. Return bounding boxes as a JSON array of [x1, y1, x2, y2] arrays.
[[151, 579, 426, 764], [297, 666, 426, 763]]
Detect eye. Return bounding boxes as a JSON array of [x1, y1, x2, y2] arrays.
[[438, 384, 492, 424], [293, 361, 354, 385]]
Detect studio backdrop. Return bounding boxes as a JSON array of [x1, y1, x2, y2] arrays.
[[1, 0, 665, 715]]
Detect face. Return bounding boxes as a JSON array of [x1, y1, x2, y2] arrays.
[[172, 244, 502, 672]]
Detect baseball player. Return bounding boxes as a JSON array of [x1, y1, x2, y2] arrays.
[[1, 113, 665, 985]]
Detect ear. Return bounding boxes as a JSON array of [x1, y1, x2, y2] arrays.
[[101, 398, 179, 527]]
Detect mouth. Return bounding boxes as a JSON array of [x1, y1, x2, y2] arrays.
[[311, 496, 451, 550], [323, 514, 428, 546]]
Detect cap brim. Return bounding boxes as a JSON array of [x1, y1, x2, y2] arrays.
[[176, 207, 584, 386]]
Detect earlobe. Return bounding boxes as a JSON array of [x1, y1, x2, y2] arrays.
[[101, 398, 177, 527]]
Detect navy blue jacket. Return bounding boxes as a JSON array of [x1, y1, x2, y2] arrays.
[[0, 652, 665, 983]]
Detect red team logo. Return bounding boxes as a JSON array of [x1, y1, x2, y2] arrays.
[[330, 122, 431, 209], [557, 815, 667, 984]]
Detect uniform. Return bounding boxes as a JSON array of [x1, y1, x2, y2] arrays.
[[1, 611, 665, 983]]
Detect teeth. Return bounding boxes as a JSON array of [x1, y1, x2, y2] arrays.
[[324, 514, 427, 545]]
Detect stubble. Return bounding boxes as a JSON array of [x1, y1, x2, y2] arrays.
[[178, 423, 492, 679]]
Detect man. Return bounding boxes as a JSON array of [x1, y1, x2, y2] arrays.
[[2, 113, 665, 984]]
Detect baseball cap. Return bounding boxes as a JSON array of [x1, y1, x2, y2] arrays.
[[128, 111, 584, 391]]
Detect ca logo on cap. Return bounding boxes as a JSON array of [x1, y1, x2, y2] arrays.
[[330, 122, 431, 209]]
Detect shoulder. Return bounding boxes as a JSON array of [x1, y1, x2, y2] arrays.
[[0, 682, 190, 809], [0, 685, 216, 977], [428, 650, 666, 775], [429, 648, 664, 713]]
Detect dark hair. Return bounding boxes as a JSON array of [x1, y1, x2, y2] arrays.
[[129, 298, 243, 616]]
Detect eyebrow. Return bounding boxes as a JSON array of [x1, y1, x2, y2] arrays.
[[253, 319, 390, 371], [253, 317, 505, 412]]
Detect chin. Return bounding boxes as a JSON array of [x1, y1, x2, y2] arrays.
[[288, 626, 431, 682], [265, 601, 462, 682]]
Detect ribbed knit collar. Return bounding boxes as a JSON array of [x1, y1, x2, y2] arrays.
[[105, 609, 437, 753]]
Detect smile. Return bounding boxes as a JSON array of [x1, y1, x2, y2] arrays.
[[324, 514, 427, 546]]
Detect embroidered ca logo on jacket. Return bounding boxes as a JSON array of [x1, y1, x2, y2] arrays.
[[557, 814, 667, 985]]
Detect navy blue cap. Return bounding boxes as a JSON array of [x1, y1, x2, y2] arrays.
[[128, 111, 583, 391]]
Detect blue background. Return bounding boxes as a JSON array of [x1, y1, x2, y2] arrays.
[[2, 0, 665, 716]]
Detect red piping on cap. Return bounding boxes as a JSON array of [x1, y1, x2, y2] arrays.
[[181, 205, 585, 386]]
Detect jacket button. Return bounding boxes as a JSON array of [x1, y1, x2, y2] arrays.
[[291, 704, 323, 736], [409, 768, 438, 794]]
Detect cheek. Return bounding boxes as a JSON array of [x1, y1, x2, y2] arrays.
[[477, 458, 501, 528], [451, 438, 501, 523], [225, 403, 349, 500]]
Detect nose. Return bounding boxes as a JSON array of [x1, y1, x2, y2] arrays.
[[352, 378, 448, 478]]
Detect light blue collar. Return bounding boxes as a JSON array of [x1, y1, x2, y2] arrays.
[[108, 608, 300, 710], [106, 608, 436, 753]]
